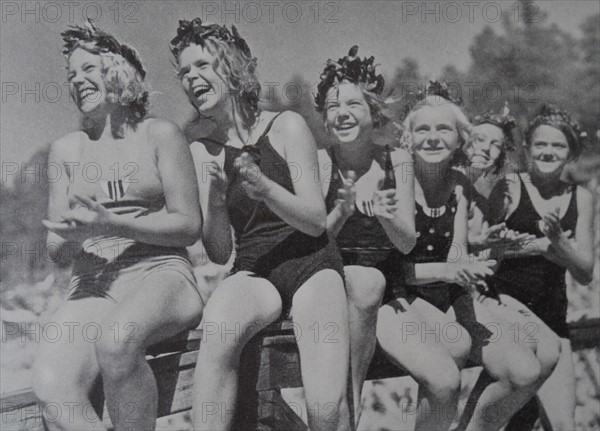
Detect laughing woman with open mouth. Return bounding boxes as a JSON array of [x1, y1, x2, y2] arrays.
[[170, 18, 351, 431], [33, 22, 204, 431]]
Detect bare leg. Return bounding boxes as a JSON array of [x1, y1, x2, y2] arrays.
[[343, 265, 386, 426], [377, 298, 471, 431], [464, 300, 559, 431], [292, 269, 351, 431], [537, 338, 576, 430], [95, 271, 204, 431], [191, 272, 282, 431], [33, 298, 113, 431]]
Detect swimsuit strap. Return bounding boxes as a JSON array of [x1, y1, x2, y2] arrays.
[[256, 112, 285, 144]]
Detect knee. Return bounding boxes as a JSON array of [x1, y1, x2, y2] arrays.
[[536, 334, 562, 378], [446, 329, 472, 367], [345, 267, 386, 312], [498, 355, 542, 390], [421, 364, 461, 403], [95, 335, 143, 381]]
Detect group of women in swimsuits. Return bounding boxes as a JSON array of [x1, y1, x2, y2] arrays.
[[33, 18, 594, 431]]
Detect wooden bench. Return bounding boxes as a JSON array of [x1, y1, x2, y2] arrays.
[[2, 317, 598, 430]]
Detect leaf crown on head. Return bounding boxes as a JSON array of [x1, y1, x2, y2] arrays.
[[315, 45, 385, 112], [169, 17, 252, 59], [472, 102, 517, 150], [400, 80, 464, 120], [62, 20, 146, 79]]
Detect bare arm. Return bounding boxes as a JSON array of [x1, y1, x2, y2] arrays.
[[543, 187, 595, 284], [47, 120, 203, 248], [408, 184, 470, 284], [407, 184, 494, 287], [238, 112, 326, 237], [191, 143, 233, 265], [320, 150, 357, 236], [108, 119, 202, 246], [45, 136, 82, 265]]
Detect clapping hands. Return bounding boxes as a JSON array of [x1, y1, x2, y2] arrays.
[[43, 194, 112, 243]]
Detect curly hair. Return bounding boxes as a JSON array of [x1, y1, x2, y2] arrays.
[[401, 95, 471, 166], [171, 27, 261, 129], [319, 79, 391, 129], [63, 28, 149, 135], [524, 103, 586, 160]]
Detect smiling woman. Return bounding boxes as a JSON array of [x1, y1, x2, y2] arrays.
[[32, 21, 204, 431], [488, 104, 595, 431], [170, 17, 351, 431]]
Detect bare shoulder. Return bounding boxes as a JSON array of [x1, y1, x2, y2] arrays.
[[269, 110, 312, 141], [49, 131, 84, 162], [145, 118, 183, 143], [144, 118, 186, 158]]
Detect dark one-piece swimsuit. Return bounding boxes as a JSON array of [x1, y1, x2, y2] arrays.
[[324, 150, 405, 303], [224, 113, 344, 317], [490, 174, 577, 338]]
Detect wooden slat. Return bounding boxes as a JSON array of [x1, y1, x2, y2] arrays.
[[3, 317, 598, 430], [570, 316, 600, 350]]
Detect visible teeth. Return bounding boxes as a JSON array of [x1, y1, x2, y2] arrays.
[[194, 86, 211, 96], [79, 88, 96, 100]]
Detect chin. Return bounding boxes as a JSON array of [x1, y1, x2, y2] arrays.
[[196, 100, 220, 115], [334, 130, 360, 143], [417, 152, 451, 165], [534, 162, 564, 175], [78, 102, 103, 114]]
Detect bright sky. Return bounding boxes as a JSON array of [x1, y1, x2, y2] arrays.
[[1, 0, 597, 169]]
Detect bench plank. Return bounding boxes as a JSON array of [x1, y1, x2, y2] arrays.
[[2, 317, 598, 430]]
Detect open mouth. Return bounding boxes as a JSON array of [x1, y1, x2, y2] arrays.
[[335, 123, 356, 131], [77, 86, 98, 103], [193, 85, 212, 98]]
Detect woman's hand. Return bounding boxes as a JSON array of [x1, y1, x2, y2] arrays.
[[372, 177, 398, 219], [445, 260, 497, 293], [539, 209, 574, 259], [206, 160, 228, 208], [234, 151, 272, 201], [540, 208, 565, 242], [473, 222, 536, 251], [42, 194, 112, 242], [335, 170, 356, 217]]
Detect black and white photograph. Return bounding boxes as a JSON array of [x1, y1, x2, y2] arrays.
[[1, 1, 599, 430]]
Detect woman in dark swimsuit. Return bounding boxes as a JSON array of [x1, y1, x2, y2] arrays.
[[373, 85, 478, 431], [315, 47, 416, 425], [489, 104, 594, 430], [33, 22, 204, 431], [380, 84, 557, 431], [170, 18, 351, 431], [458, 104, 561, 431]]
